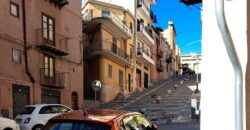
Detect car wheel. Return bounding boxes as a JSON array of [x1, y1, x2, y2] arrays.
[[32, 125, 44, 130], [4, 128, 13, 130]]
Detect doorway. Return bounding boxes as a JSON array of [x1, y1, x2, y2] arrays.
[[144, 73, 149, 88], [71, 92, 78, 110], [12, 84, 30, 118]]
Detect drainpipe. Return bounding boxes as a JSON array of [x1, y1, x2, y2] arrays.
[[22, 0, 35, 83], [215, 1, 243, 130]]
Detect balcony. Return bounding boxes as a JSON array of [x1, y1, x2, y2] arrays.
[[156, 49, 163, 58], [40, 68, 69, 88], [157, 63, 163, 72], [46, 0, 69, 8], [137, 48, 154, 66], [35, 29, 69, 56], [82, 9, 131, 39], [137, 25, 154, 46], [166, 56, 172, 63], [137, 0, 152, 23], [84, 41, 131, 66]]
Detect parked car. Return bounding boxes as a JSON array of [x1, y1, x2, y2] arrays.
[[15, 104, 72, 130], [0, 117, 20, 130], [43, 109, 158, 130]]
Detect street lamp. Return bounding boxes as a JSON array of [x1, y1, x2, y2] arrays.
[[195, 55, 199, 93], [192, 53, 199, 93]]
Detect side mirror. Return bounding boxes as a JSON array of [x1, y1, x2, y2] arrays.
[[151, 124, 158, 130]]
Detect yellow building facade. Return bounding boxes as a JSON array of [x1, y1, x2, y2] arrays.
[[82, 0, 135, 102]]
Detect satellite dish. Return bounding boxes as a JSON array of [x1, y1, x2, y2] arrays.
[[92, 80, 102, 92]]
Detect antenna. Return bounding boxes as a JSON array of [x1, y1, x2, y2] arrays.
[[81, 104, 88, 116]]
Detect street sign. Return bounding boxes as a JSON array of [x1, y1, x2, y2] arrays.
[[92, 80, 102, 92]]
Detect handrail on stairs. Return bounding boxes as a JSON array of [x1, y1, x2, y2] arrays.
[[215, 0, 243, 130]]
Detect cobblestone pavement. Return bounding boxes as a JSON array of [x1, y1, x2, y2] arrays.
[[159, 121, 200, 130]]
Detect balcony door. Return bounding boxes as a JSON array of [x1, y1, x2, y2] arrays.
[[119, 70, 124, 93], [44, 55, 55, 86], [42, 14, 55, 46]]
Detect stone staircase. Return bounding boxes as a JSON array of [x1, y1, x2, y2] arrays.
[[123, 75, 197, 125], [84, 75, 198, 125]]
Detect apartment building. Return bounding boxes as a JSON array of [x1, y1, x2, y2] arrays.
[[150, 27, 164, 83], [163, 38, 173, 79], [0, 0, 83, 118], [163, 21, 177, 76], [82, 0, 135, 103], [135, 0, 156, 90]]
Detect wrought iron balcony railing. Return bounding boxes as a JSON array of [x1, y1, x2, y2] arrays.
[[35, 28, 69, 56], [40, 68, 68, 88], [83, 9, 131, 36], [84, 41, 131, 64]]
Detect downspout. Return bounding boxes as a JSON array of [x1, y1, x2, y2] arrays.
[[215, 1, 243, 130], [22, 0, 35, 83]]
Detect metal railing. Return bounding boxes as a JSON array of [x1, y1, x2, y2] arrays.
[[137, 24, 154, 39], [85, 41, 131, 62], [35, 29, 69, 53], [215, 1, 243, 130], [83, 9, 131, 36], [157, 48, 163, 58], [137, 47, 153, 59], [157, 63, 163, 71], [40, 68, 68, 88], [137, 0, 151, 18]]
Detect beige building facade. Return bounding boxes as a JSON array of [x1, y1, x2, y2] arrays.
[[163, 21, 177, 76], [82, 0, 135, 102], [0, 0, 83, 118]]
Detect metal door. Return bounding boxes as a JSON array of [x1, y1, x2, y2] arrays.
[[12, 84, 30, 118]]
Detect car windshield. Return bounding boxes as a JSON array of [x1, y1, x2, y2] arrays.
[[44, 122, 111, 130], [19, 106, 35, 114]]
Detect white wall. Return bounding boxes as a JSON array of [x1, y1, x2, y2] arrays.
[[202, 0, 247, 130]]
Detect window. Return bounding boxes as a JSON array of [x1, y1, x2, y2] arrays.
[[42, 14, 55, 45], [130, 22, 133, 33], [19, 107, 35, 115], [39, 105, 71, 114], [10, 2, 19, 18], [134, 114, 151, 129], [112, 38, 117, 54], [122, 116, 138, 130], [130, 48, 133, 60], [108, 64, 112, 78], [12, 48, 21, 63], [44, 122, 111, 130], [44, 55, 55, 77], [119, 70, 123, 86], [102, 10, 111, 18]]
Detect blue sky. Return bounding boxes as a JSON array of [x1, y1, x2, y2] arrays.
[[151, 0, 202, 55]]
